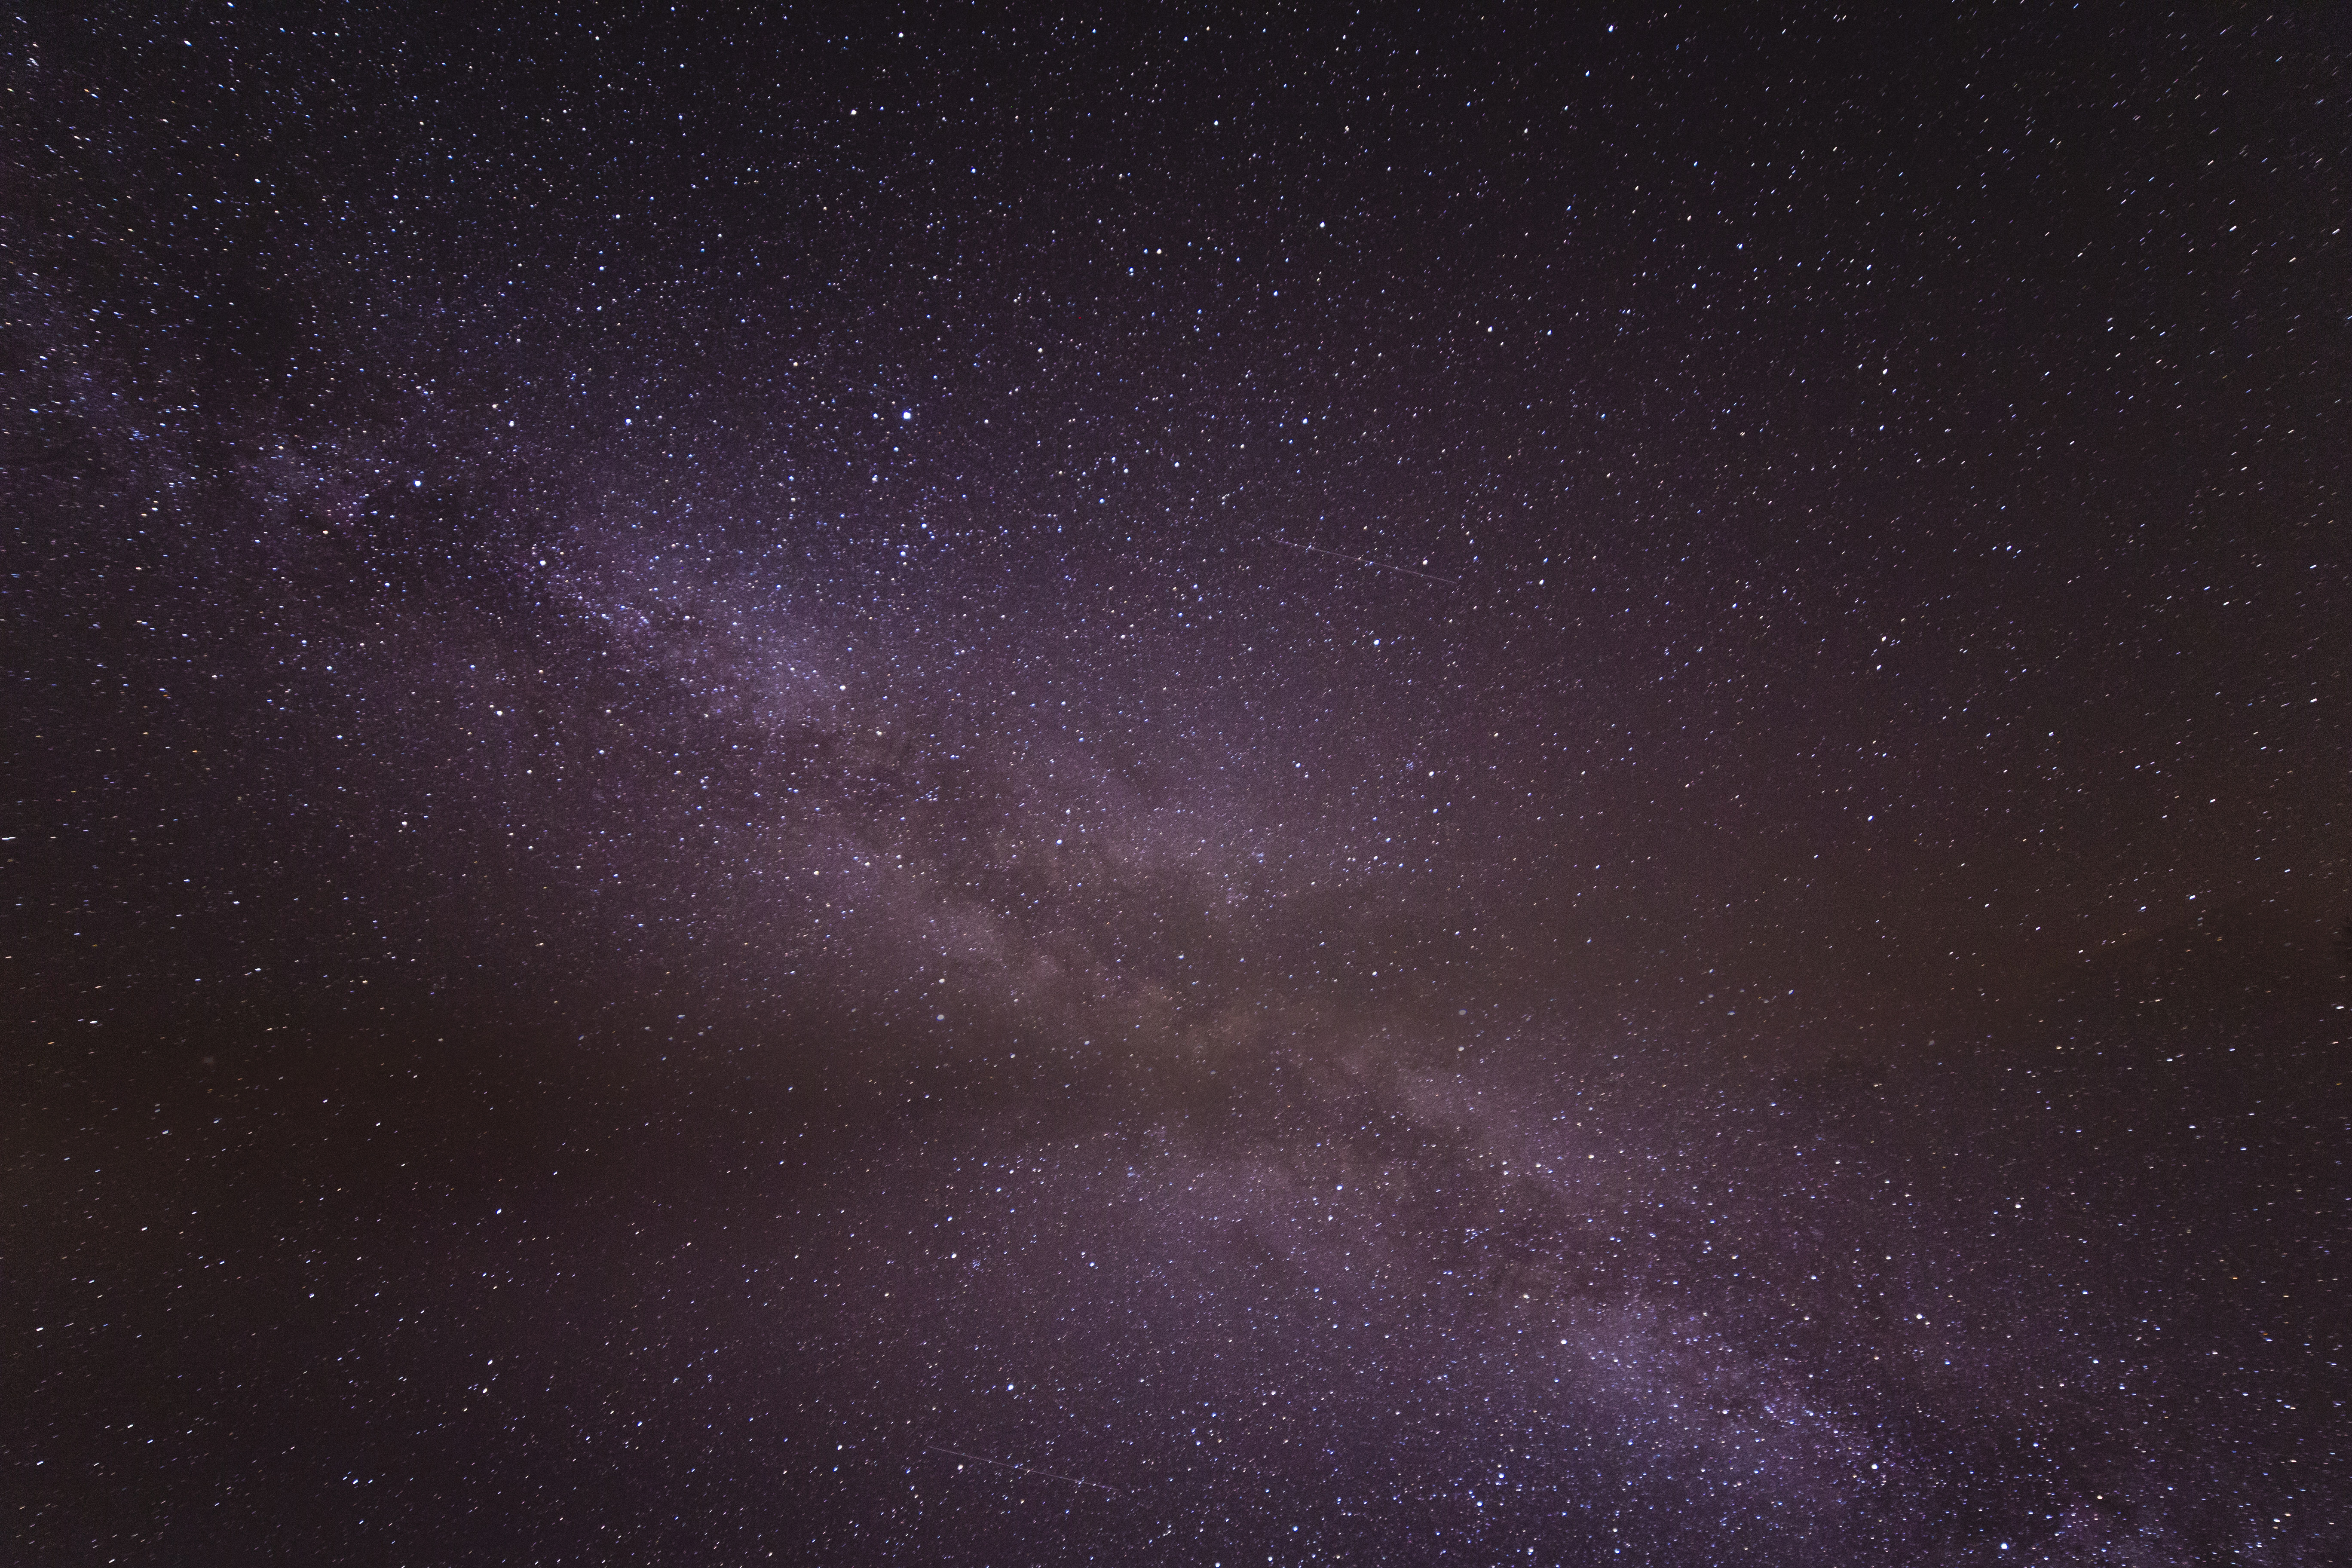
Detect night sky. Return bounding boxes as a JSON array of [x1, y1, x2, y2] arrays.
[[8, 4, 2350, 1564]]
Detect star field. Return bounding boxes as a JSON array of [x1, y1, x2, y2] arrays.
[[6, 4, 2349, 1564]]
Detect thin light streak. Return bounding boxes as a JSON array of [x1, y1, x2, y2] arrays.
[[1268, 535, 1461, 584], [927, 1444, 1124, 1497]]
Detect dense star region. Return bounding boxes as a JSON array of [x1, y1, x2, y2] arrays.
[[6, 5, 2349, 1564]]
